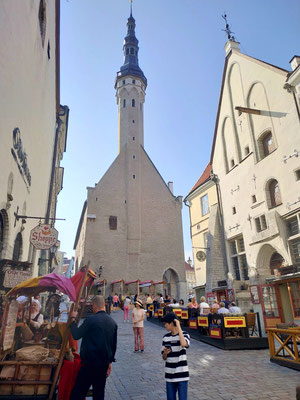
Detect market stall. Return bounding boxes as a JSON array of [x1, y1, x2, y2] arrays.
[[0, 264, 96, 399], [150, 306, 269, 350]]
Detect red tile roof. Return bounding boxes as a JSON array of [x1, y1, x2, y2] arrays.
[[189, 163, 212, 194], [185, 262, 194, 271]]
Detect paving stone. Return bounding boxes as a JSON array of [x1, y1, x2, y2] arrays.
[[85, 310, 299, 399]]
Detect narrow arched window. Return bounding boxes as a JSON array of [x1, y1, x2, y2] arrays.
[[132, 99, 135, 107], [12, 233, 22, 261], [123, 99, 126, 108], [258, 131, 275, 160], [38, 0, 47, 48], [267, 179, 282, 208], [130, 48, 134, 55], [126, 48, 129, 55]]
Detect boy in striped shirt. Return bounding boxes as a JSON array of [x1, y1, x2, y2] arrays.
[[161, 312, 190, 400]]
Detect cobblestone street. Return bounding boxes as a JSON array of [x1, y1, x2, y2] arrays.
[[90, 311, 300, 400]]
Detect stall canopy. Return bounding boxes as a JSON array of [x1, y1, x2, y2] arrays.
[[139, 280, 153, 288], [6, 273, 77, 301], [125, 280, 139, 285], [71, 268, 97, 297], [111, 279, 124, 285]]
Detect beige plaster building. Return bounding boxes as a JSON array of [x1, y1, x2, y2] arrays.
[[210, 38, 300, 330], [185, 260, 196, 297], [184, 163, 227, 301], [0, 1, 68, 286], [74, 11, 187, 300]]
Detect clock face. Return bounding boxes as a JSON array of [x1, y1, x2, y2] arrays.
[[196, 251, 206, 262]]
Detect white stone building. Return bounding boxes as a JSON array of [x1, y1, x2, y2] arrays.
[[210, 37, 300, 330], [74, 11, 187, 300], [0, 0, 69, 288]]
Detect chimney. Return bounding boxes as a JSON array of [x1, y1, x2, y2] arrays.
[[168, 181, 173, 194], [290, 56, 300, 71]]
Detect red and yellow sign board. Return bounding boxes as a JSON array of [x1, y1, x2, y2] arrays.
[[173, 309, 182, 318], [158, 309, 164, 317], [189, 319, 198, 329], [198, 316, 208, 327], [224, 316, 246, 328], [154, 311, 158, 318], [181, 310, 189, 319], [209, 328, 222, 339], [148, 305, 154, 312]]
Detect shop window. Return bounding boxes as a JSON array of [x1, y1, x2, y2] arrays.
[[201, 194, 209, 216], [266, 179, 282, 209], [255, 214, 267, 232], [229, 236, 248, 280], [109, 216, 117, 230], [289, 282, 300, 318], [287, 216, 299, 237], [12, 232, 22, 261]]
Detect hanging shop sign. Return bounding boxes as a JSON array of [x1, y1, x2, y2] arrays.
[[30, 224, 58, 250], [249, 285, 260, 304], [3, 269, 32, 288]]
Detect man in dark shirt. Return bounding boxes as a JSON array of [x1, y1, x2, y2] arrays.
[[69, 295, 118, 400]]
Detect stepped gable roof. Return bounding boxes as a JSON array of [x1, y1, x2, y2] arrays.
[[188, 163, 212, 195]]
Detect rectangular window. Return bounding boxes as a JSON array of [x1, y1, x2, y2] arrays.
[[289, 282, 300, 317], [229, 236, 248, 281], [287, 216, 299, 237], [230, 159, 235, 168], [295, 169, 300, 181], [201, 194, 209, 216], [245, 146, 250, 156], [290, 238, 300, 265], [255, 215, 267, 232], [232, 206, 236, 215], [252, 195, 257, 203], [109, 216, 117, 230]]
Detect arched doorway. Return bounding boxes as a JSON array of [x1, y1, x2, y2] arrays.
[[163, 268, 179, 300], [270, 252, 285, 276]]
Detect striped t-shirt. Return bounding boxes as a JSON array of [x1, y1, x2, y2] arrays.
[[161, 331, 190, 382]]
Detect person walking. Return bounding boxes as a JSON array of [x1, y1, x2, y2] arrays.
[[69, 295, 118, 400], [123, 296, 131, 322], [107, 294, 113, 315], [112, 293, 119, 312], [161, 312, 190, 400], [132, 299, 145, 352]]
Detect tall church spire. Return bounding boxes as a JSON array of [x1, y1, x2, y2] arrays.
[[115, 10, 147, 152], [116, 9, 147, 86]]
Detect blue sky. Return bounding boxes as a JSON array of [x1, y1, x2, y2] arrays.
[[56, 0, 300, 260]]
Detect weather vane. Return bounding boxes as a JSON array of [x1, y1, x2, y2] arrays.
[[222, 13, 235, 41]]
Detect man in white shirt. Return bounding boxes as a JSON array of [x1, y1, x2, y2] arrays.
[[229, 302, 241, 314], [218, 302, 230, 314]]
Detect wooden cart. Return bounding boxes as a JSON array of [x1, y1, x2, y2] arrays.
[[0, 263, 96, 399]]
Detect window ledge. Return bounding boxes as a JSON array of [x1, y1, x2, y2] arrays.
[[251, 200, 265, 209], [240, 151, 253, 163], [257, 147, 277, 163]]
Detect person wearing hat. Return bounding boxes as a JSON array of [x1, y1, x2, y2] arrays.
[[132, 299, 145, 352], [161, 312, 190, 400]]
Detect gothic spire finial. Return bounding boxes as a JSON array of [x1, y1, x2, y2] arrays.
[[221, 13, 235, 41], [130, 0, 133, 17]]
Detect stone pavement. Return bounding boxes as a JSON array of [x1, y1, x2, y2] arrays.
[[89, 310, 299, 400]]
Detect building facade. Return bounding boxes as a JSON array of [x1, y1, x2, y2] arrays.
[[185, 259, 196, 297], [74, 11, 187, 300], [210, 39, 300, 330], [0, 0, 68, 290]]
